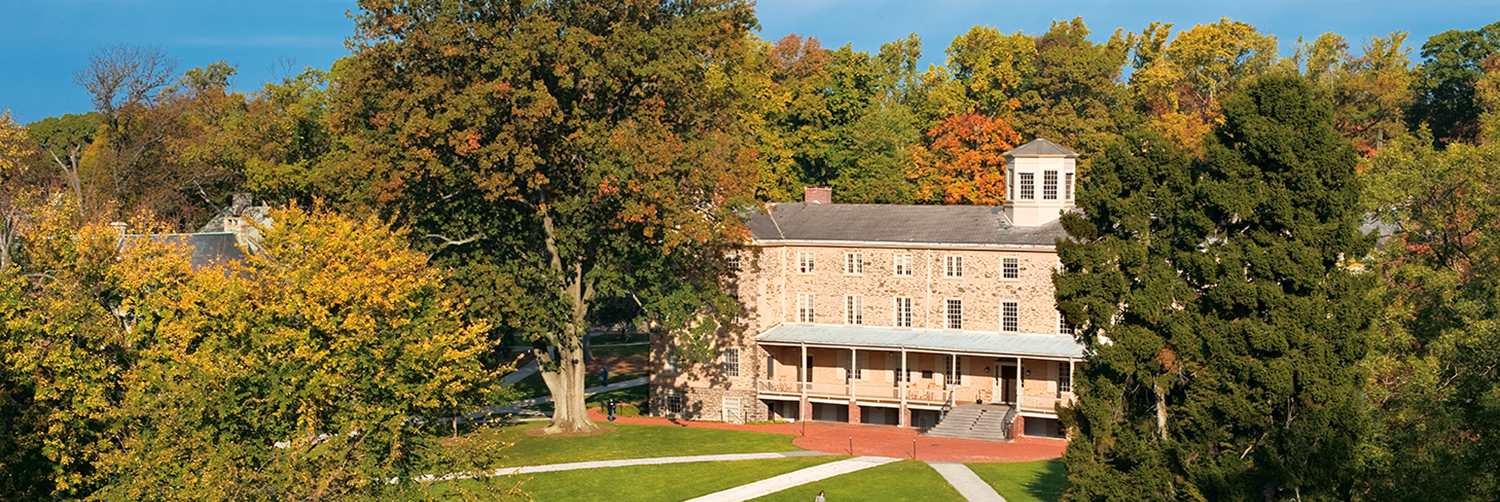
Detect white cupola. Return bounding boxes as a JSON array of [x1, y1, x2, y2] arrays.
[[1002, 138, 1079, 227]]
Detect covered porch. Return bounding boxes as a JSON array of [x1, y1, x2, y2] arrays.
[[754, 324, 1082, 435]]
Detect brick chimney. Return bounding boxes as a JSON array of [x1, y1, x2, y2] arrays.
[[803, 187, 832, 204]]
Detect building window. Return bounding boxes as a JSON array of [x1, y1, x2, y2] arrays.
[[845, 252, 863, 275], [1059, 310, 1074, 335], [1002, 257, 1019, 279], [1064, 172, 1074, 201], [1002, 301, 1019, 332], [723, 347, 740, 378], [797, 293, 815, 323], [895, 297, 913, 328], [798, 251, 815, 274], [894, 254, 913, 276], [1043, 170, 1058, 200], [726, 252, 741, 271], [666, 349, 681, 375], [946, 299, 963, 330], [667, 393, 685, 414], [944, 255, 963, 278], [766, 355, 775, 379], [1019, 172, 1034, 200], [846, 295, 864, 325], [1059, 362, 1073, 393]]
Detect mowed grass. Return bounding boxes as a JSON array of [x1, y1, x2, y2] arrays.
[[748, 459, 967, 502], [487, 421, 804, 467], [967, 459, 1069, 502], [506, 455, 843, 501]]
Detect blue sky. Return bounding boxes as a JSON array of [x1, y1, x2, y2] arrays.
[[2, 0, 1497, 124]]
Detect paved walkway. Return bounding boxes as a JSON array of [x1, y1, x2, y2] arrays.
[[411, 451, 828, 483], [500, 360, 539, 387], [585, 408, 1066, 463], [928, 462, 1007, 502], [684, 456, 900, 502], [486, 377, 649, 416]]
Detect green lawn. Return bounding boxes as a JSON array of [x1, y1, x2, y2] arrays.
[[591, 343, 649, 358], [749, 459, 967, 502], [967, 459, 1069, 502], [504, 455, 843, 501], [589, 332, 648, 345], [506, 369, 648, 401], [486, 421, 804, 467]]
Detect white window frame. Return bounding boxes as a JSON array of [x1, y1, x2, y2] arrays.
[[1059, 309, 1074, 335], [945, 299, 963, 330], [844, 251, 863, 275], [1064, 172, 1075, 201], [894, 254, 913, 276], [723, 347, 740, 378], [1001, 301, 1019, 333], [846, 295, 864, 325], [1059, 362, 1073, 393], [666, 349, 681, 375], [797, 251, 815, 274], [797, 293, 815, 323], [666, 392, 685, 414], [1002, 257, 1019, 280], [1043, 170, 1058, 200], [1019, 172, 1034, 200], [944, 255, 964, 278], [894, 297, 913, 328], [726, 251, 741, 271]]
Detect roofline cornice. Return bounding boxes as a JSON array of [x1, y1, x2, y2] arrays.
[[750, 238, 1058, 252]]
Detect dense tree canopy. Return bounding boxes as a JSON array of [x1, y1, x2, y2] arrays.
[[1057, 75, 1375, 501]]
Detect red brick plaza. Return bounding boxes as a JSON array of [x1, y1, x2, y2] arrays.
[[586, 407, 1066, 464]]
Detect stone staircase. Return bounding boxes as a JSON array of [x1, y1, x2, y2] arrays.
[[923, 403, 1016, 442]]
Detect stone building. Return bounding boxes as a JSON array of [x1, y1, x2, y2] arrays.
[[649, 139, 1085, 440]]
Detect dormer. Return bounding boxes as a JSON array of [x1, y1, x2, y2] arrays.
[[1003, 138, 1078, 227]]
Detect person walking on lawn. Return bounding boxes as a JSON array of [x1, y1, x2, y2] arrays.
[[814, 489, 825, 502], [608, 399, 617, 422], [601, 366, 609, 386]]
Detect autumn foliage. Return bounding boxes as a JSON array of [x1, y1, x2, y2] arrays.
[[909, 112, 1019, 204]]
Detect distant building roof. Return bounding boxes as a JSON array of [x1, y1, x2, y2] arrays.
[[747, 203, 1070, 247], [1004, 138, 1079, 159], [757, 324, 1085, 359], [121, 233, 249, 271]]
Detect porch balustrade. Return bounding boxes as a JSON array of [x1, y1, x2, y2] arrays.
[[755, 379, 952, 405], [1018, 394, 1076, 415]]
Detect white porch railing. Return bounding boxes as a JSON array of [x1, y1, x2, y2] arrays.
[[755, 379, 951, 405], [1018, 394, 1076, 415]]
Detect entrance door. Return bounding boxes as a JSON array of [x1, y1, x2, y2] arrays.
[[998, 365, 1017, 403], [723, 397, 742, 423]]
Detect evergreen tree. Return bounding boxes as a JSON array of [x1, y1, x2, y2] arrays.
[[1058, 75, 1375, 501]]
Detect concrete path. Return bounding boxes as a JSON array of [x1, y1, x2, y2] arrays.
[[409, 451, 828, 483], [684, 456, 900, 502], [500, 360, 539, 387], [483, 376, 649, 416], [927, 462, 1006, 502]]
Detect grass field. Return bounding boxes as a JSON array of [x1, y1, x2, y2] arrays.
[[508, 455, 843, 501], [484, 421, 804, 467], [748, 459, 967, 502], [967, 459, 1069, 502]]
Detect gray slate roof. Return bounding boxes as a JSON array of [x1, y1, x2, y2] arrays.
[[1004, 138, 1079, 158], [121, 233, 249, 271], [747, 204, 1070, 247], [757, 324, 1085, 359]]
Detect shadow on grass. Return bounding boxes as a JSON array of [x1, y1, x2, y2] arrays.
[[1024, 459, 1068, 501]]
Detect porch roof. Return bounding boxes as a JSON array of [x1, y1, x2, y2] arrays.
[[756, 324, 1085, 359]]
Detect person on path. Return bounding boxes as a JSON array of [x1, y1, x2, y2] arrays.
[[607, 399, 617, 422], [601, 366, 609, 386], [814, 489, 825, 502]]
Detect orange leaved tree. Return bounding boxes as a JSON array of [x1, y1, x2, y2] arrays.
[[909, 112, 1020, 205]]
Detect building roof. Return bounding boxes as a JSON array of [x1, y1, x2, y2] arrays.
[[756, 324, 1085, 359], [1004, 138, 1079, 159], [747, 203, 1070, 247], [121, 233, 249, 271]]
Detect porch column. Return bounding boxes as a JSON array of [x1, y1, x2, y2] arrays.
[[899, 348, 908, 427], [800, 343, 810, 422], [848, 347, 858, 424], [1016, 357, 1023, 406]]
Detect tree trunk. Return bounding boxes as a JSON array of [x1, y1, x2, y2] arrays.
[[538, 344, 597, 433]]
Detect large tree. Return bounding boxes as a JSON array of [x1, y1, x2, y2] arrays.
[[331, 0, 760, 433], [1409, 20, 1500, 145], [1057, 75, 1374, 501]]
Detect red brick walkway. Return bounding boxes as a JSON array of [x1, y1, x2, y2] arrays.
[[585, 407, 1065, 463]]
